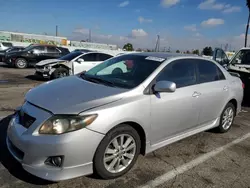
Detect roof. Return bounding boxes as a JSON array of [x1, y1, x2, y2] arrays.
[[30, 44, 58, 47], [240, 47, 250, 50], [127, 52, 198, 59]]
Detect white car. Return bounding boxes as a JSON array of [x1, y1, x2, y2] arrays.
[[0, 42, 13, 51], [35, 51, 115, 79]]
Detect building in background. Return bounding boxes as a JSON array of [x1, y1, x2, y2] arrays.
[[0, 31, 118, 50]]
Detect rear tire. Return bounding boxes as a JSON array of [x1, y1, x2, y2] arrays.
[[51, 67, 69, 79], [15, 58, 27, 69], [93, 125, 141, 179], [217, 102, 236, 133]]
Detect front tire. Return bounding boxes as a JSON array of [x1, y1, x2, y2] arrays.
[[93, 125, 141, 179], [15, 58, 27, 69], [51, 67, 69, 79], [217, 103, 236, 133]]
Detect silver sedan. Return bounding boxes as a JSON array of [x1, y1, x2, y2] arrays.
[[6, 52, 244, 181]]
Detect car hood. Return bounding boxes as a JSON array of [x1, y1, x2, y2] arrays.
[[25, 76, 128, 114], [36, 59, 67, 66]]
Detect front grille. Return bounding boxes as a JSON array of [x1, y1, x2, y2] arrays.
[[18, 110, 36, 129], [7, 137, 24, 161], [35, 65, 44, 69]]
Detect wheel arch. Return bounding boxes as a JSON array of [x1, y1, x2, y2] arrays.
[[101, 121, 147, 156], [228, 98, 237, 115]]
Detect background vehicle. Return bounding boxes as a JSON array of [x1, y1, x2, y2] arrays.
[[3, 44, 70, 68], [72, 49, 94, 53], [0, 46, 24, 62], [0, 42, 13, 51], [35, 51, 115, 79], [7, 53, 243, 181]]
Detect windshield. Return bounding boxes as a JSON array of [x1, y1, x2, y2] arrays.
[[230, 50, 250, 65], [23, 45, 35, 51], [83, 54, 164, 89], [59, 52, 82, 61]]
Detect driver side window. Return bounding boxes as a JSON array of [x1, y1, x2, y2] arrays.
[[156, 59, 197, 88], [81, 53, 98, 62], [215, 49, 228, 65], [31, 46, 45, 54]]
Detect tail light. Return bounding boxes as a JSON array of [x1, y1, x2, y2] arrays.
[[242, 82, 245, 89]]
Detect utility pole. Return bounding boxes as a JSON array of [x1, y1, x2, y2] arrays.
[[89, 29, 91, 42], [155, 35, 160, 52], [56, 25, 58, 36]]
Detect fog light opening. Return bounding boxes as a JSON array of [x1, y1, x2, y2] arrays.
[[45, 156, 63, 167]]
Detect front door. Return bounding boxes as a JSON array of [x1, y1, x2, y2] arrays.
[[150, 59, 200, 144], [73, 53, 101, 74], [29, 46, 46, 65]]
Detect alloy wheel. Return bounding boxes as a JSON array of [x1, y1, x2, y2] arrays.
[[103, 134, 136, 173], [222, 107, 234, 130]]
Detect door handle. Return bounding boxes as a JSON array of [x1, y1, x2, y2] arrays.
[[192, 91, 201, 98], [223, 86, 229, 91]]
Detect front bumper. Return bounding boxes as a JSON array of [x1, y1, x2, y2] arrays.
[[6, 102, 105, 181], [35, 70, 51, 79]]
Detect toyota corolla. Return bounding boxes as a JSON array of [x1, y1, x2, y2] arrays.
[[6, 52, 243, 181]]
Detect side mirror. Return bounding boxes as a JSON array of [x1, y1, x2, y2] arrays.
[[78, 58, 84, 63], [153, 81, 176, 93]]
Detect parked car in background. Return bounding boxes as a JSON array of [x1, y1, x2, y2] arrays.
[[3, 44, 70, 68], [0, 46, 24, 62], [7, 52, 243, 181], [35, 51, 114, 79], [72, 48, 94, 53], [0, 42, 13, 51]]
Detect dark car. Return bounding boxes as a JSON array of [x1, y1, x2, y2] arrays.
[[4, 44, 70, 68], [72, 49, 94, 53], [0, 46, 24, 62]]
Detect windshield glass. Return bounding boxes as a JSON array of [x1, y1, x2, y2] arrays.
[[59, 52, 82, 61], [83, 54, 164, 89], [230, 50, 250, 65], [23, 45, 35, 51]]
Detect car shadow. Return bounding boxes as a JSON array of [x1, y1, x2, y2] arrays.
[[0, 115, 54, 185], [25, 75, 47, 81]]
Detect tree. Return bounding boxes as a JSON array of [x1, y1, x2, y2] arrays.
[[176, 50, 180, 53], [186, 50, 190, 54], [123, 43, 134, 51], [192, 49, 200, 55], [202, 46, 213, 56], [245, 0, 250, 47]]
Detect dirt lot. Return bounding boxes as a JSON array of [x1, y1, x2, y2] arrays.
[[1, 63, 250, 188]]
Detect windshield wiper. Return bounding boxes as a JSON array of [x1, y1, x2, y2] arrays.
[[80, 74, 117, 87]]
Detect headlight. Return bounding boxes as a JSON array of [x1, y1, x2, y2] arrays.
[[39, 114, 98, 135], [44, 66, 51, 70]]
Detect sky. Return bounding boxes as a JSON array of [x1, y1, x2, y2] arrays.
[[0, 0, 248, 51]]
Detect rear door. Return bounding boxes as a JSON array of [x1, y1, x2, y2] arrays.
[[46, 46, 61, 59], [195, 59, 230, 126]]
